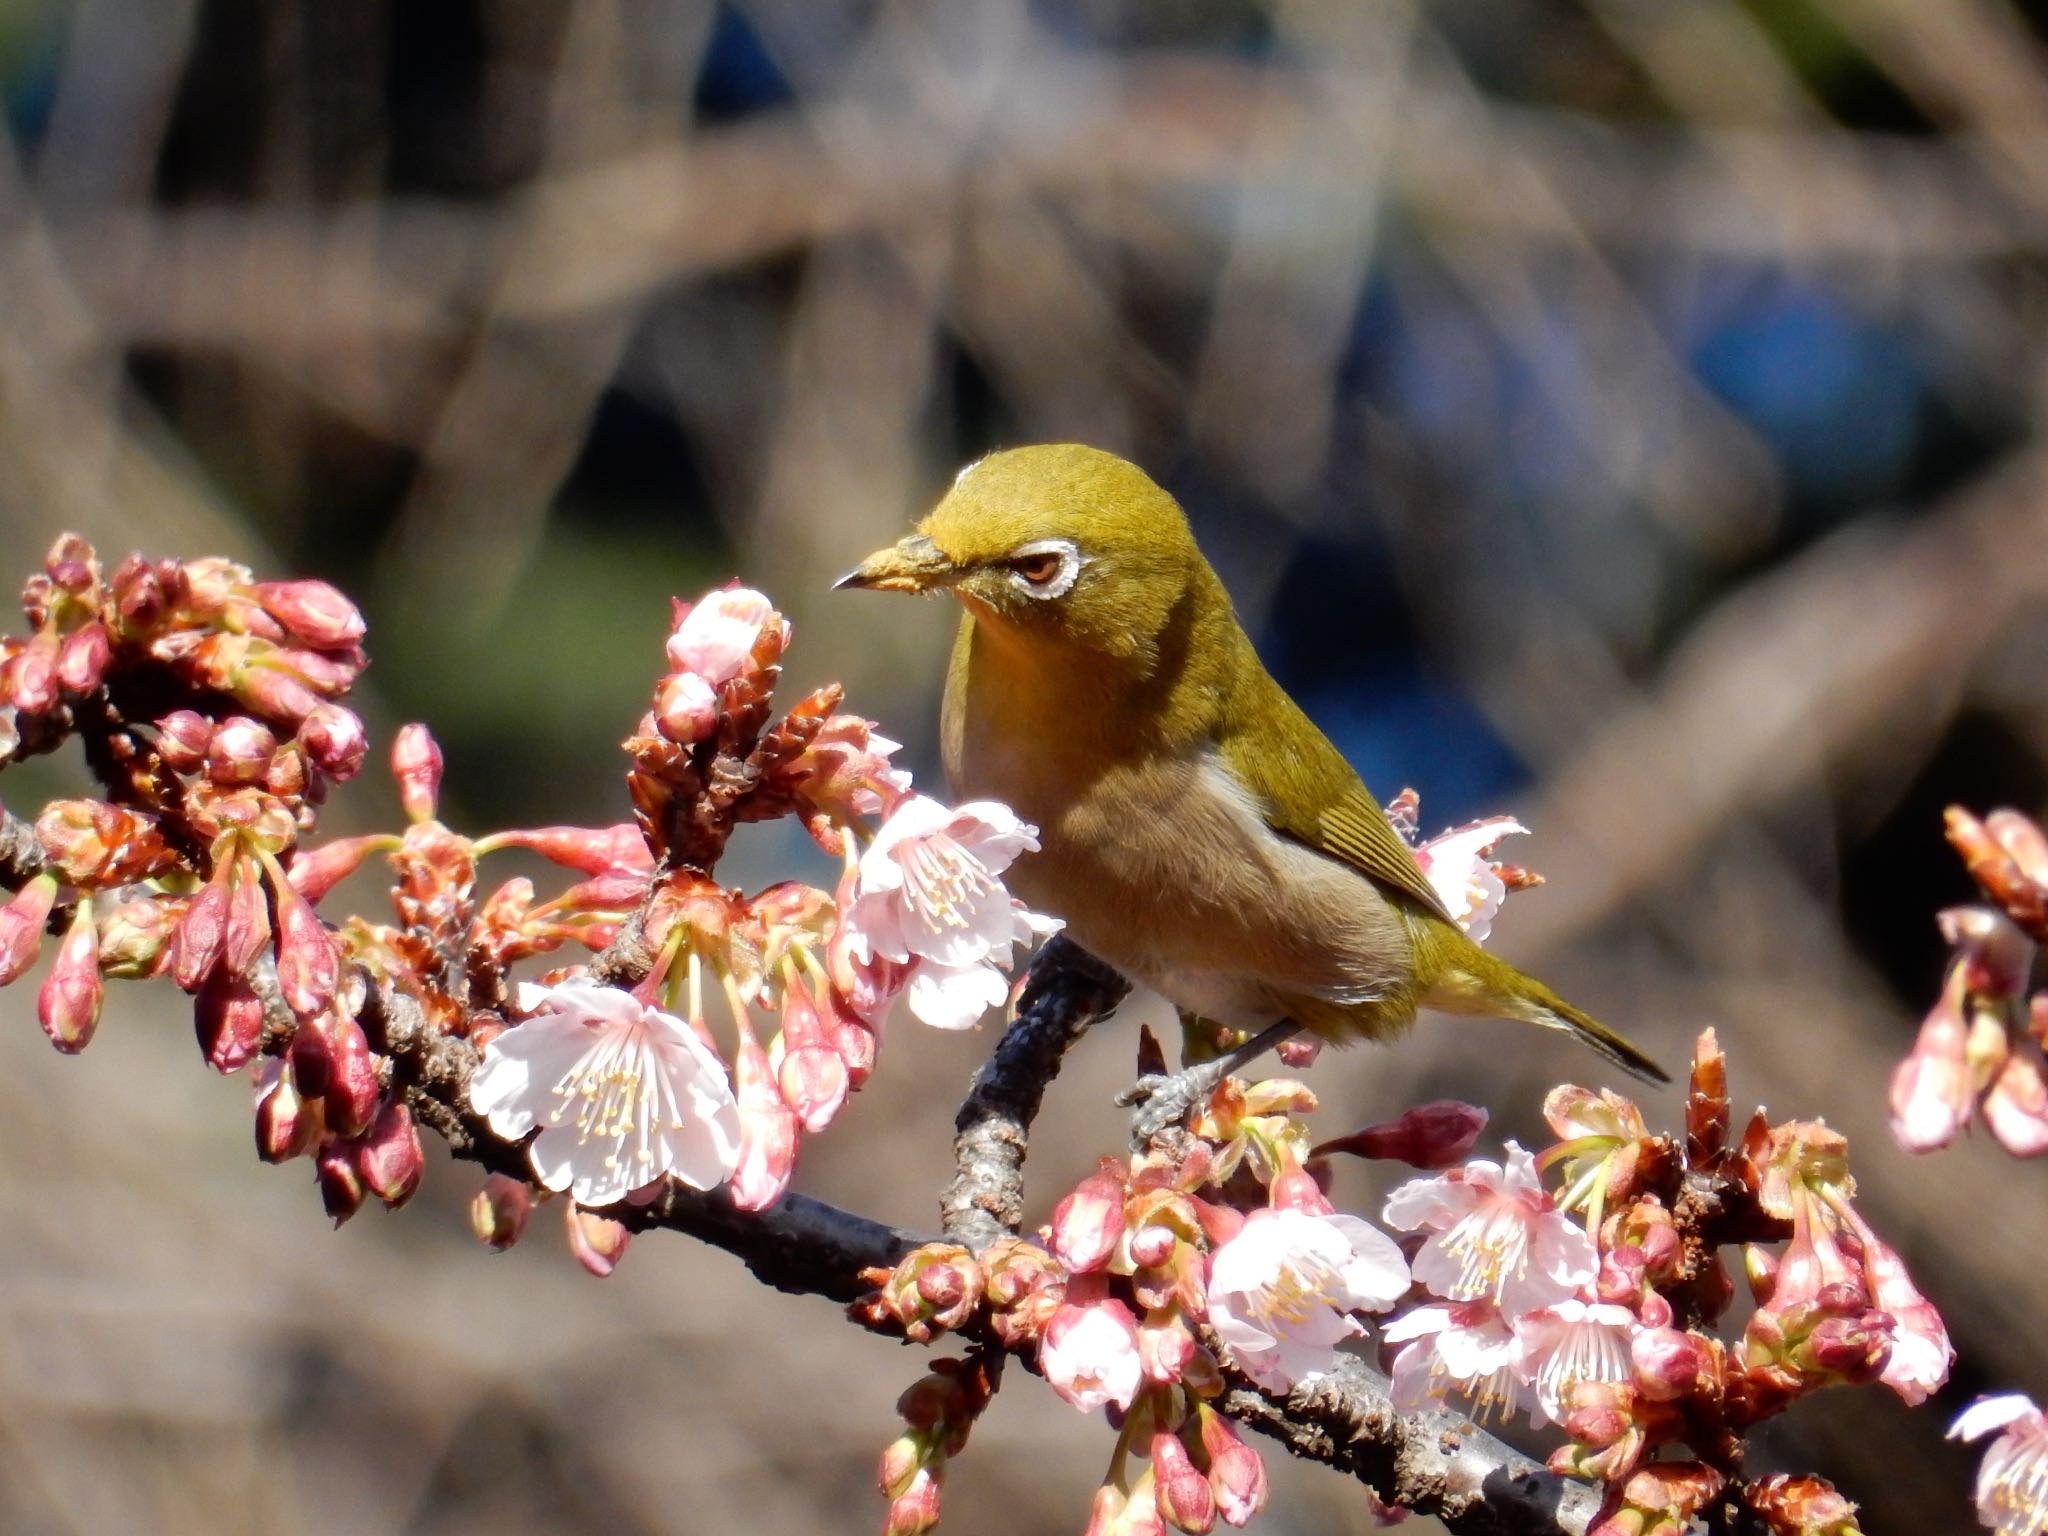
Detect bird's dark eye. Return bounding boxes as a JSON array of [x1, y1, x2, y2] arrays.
[[1012, 550, 1065, 587]]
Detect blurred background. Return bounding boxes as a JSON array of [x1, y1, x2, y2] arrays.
[[1, 0, 2046, 1531]]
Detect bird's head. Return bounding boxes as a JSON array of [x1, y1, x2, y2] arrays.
[[837, 444, 1206, 663]]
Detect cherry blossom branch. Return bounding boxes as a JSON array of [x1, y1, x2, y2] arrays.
[[1219, 1357, 1601, 1536], [943, 935, 1130, 1251]]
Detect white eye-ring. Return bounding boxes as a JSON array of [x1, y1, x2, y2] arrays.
[[1007, 538, 1084, 599]]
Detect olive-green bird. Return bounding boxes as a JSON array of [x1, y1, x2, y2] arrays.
[[839, 444, 1666, 1110]]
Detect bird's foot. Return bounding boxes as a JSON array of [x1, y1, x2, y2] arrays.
[[1116, 1062, 1227, 1146]]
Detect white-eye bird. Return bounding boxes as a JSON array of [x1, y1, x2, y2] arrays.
[[839, 444, 1665, 1114]]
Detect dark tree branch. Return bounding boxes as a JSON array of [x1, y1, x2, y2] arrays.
[[942, 934, 1130, 1251], [1221, 1356, 1601, 1536]]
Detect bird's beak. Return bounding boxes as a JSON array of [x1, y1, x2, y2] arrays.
[[834, 534, 960, 594]]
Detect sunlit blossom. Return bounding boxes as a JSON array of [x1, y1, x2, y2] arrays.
[[840, 794, 1060, 1030], [1412, 817, 1526, 943], [1951, 1394, 2048, 1536], [1512, 1299, 1637, 1426], [1041, 1294, 1144, 1413], [1207, 1206, 1409, 1392], [469, 980, 742, 1207], [1384, 1142, 1596, 1319], [666, 586, 787, 685], [1384, 1301, 1530, 1424]]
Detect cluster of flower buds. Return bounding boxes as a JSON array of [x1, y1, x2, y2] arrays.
[[1376, 1031, 1945, 1534], [0, 536, 374, 1054], [1890, 806, 2048, 1157], [862, 1030, 1948, 1534], [466, 587, 1058, 1220], [877, 1354, 998, 1536]]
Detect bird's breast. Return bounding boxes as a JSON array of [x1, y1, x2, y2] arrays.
[[953, 729, 1413, 1030]]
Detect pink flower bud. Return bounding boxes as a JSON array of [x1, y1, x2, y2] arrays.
[[877, 1433, 926, 1499], [471, 1174, 532, 1249], [566, 1204, 631, 1277], [776, 986, 851, 1133], [391, 724, 442, 822], [1273, 1032, 1322, 1069], [316, 1140, 366, 1224], [1152, 1432, 1216, 1534], [0, 873, 57, 984], [487, 824, 652, 876], [220, 857, 270, 976], [37, 902, 101, 1052], [323, 1015, 382, 1137], [299, 704, 368, 780], [1049, 1170, 1127, 1273], [112, 558, 168, 634], [44, 534, 98, 591], [290, 1013, 333, 1099], [1984, 1048, 2048, 1157], [208, 717, 277, 786], [655, 670, 718, 744], [170, 875, 230, 989], [195, 968, 266, 1073], [1631, 1327, 1707, 1402], [286, 835, 385, 905], [56, 622, 110, 695], [254, 1059, 316, 1163], [1314, 1100, 1489, 1170], [252, 579, 366, 649], [1196, 1408, 1267, 1528], [1138, 1310, 1197, 1384], [882, 1466, 943, 1536], [1128, 1223, 1177, 1269], [5, 636, 58, 714], [356, 1099, 424, 1207], [273, 876, 339, 1017], [1267, 1157, 1334, 1215], [155, 710, 213, 773]]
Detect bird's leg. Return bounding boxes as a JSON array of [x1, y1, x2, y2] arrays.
[[1116, 1018, 1305, 1144]]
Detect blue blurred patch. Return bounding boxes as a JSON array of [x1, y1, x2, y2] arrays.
[[1297, 669, 1528, 827], [694, 5, 796, 122]]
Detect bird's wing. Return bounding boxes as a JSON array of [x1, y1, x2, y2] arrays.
[[1218, 686, 1457, 924]]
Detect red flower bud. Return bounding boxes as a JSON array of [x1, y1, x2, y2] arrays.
[[0, 873, 57, 984], [1049, 1169, 1127, 1272], [208, 717, 277, 786], [882, 1467, 942, 1536], [273, 875, 339, 1017], [37, 902, 101, 1052], [322, 1015, 382, 1137], [4, 635, 58, 714], [1152, 1432, 1216, 1534], [1313, 1099, 1489, 1169], [56, 622, 110, 695], [252, 579, 366, 649], [155, 710, 214, 772], [170, 875, 230, 989], [286, 835, 385, 905], [255, 1060, 317, 1163], [1196, 1408, 1267, 1528], [391, 723, 442, 822], [299, 703, 368, 780], [470, 1174, 532, 1249], [565, 1203, 631, 1278], [223, 857, 271, 976], [195, 968, 266, 1073], [316, 1140, 366, 1225], [356, 1099, 424, 1207]]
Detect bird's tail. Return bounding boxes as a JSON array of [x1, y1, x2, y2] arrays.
[[1426, 948, 1670, 1086]]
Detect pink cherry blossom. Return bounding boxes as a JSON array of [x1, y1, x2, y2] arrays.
[[1207, 1207, 1410, 1392], [1950, 1394, 2048, 1536], [1383, 1142, 1596, 1319], [1384, 1301, 1529, 1424], [666, 586, 787, 685], [1041, 1294, 1144, 1413], [1512, 1299, 1637, 1426], [840, 794, 1060, 1030], [1412, 817, 1526, 943], [469, 980, 742, 1207]]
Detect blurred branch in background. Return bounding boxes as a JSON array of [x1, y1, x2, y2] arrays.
[[3, 0, 2048, 1532]]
